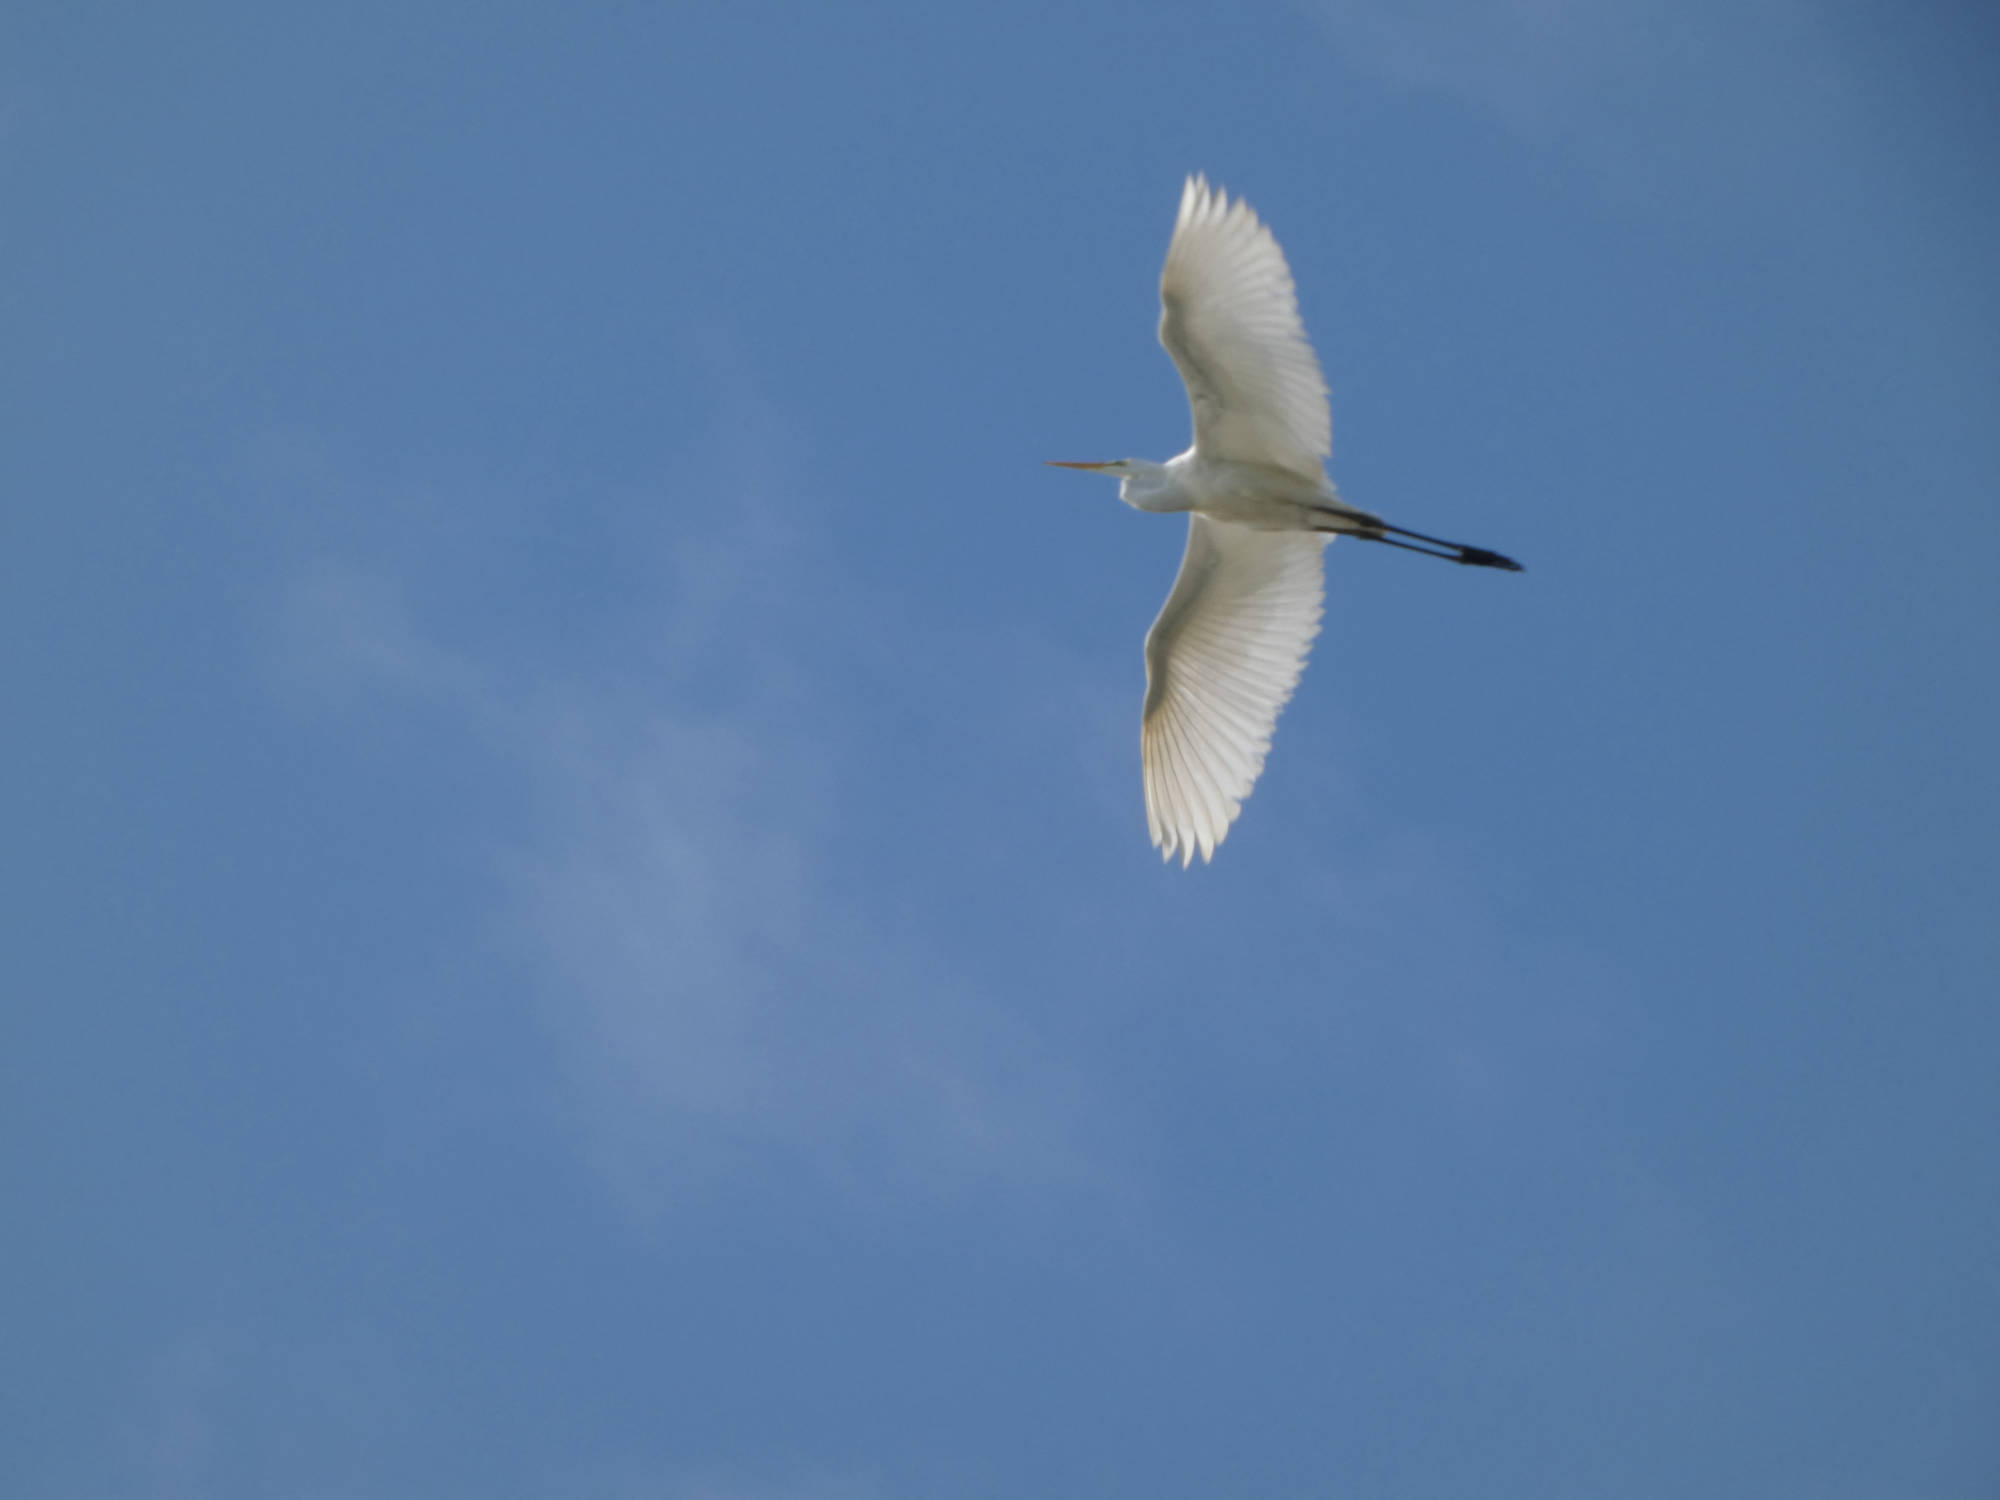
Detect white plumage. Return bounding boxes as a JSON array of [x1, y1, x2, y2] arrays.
[[1141, 514, 1325, 865], [1160, 175, 1332, 480], [1050, 176, 1520, 865]]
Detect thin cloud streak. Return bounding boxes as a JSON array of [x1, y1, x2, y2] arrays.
[[1306, 0, 1853, 218], [259, 388, 1121, 1215], [123, 1323, 407, 1500]]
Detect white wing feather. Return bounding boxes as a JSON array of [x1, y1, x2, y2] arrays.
[[1142, 516, 1328, 865], [1160, 175, 1331, 480]]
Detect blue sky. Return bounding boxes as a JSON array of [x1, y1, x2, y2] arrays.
[[6, 2, 1997, 1495]]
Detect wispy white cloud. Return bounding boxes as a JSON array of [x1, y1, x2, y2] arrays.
[[126, 1327, 235, 1500], [124, 1323, 407, 1500], [553, 1457, 888, 1500], [255, 369, 1120, 1216], [1312, 0, 1688, 134], [500, 686, 1106, 1210], [1305, 0, 1852, 217], [270, 562, 490, 715]]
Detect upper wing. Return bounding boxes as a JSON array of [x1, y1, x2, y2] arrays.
[[1142, 515, 1328, 866], [1159, 175, 1331, 480]]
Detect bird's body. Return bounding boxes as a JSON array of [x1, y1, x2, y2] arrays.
[[1099, 451, 1373, 533], [1052, 176, 1519, 866]]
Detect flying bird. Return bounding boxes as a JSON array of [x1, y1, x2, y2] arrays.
[[1052, 175, 1521, 866]]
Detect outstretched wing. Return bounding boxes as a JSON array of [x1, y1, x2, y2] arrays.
[[1142, 515, 1328, 866], [1159, 175, 1332, 481]]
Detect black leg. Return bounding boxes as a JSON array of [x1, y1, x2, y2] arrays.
[[1374, 523, 1523, 571], [1309, 510, 1523, 571]]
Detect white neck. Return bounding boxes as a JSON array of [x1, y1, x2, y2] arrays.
[[1118, 459, 1182, 513]]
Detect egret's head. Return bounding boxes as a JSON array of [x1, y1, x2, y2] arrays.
[[1047, 458, 1161, 510]]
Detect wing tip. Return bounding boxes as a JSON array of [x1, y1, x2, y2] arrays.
[[1151, 827, 1215, 869], [1178, 173, 1204, 231], [1178, 171, 1269, 237], [1179, 172, 1237, 232]]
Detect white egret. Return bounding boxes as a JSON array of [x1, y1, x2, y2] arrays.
[[1052, 175, 1520, 866]]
